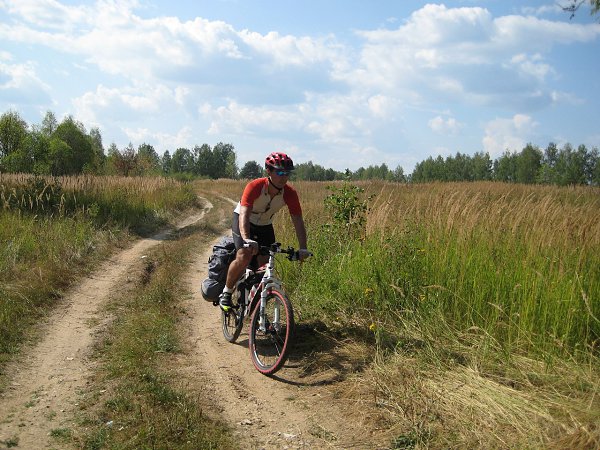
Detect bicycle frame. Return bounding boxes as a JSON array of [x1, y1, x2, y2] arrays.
[[222, 242, 310, 374], [237, 244, 285, 323]]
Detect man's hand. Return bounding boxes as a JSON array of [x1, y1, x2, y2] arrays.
[[298, 248, 312, 261], [243, 239, 259, 255]]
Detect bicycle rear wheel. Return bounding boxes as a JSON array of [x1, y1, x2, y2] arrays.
[[248, 289, 294, 375], [222, 289, 244, 343]]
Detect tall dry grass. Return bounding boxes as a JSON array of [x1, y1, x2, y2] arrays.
[[271, 180, 600, 448], [1, 174, 198, 232], [279, 181, 600, 358], [0, 174, 199, 369]]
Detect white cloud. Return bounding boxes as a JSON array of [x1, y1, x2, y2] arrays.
[[0, 60, 51, 104], [367, 94, 397, 118], [239, 30, 339, 67], [72, 83, 178, 126], [482, 114, 537, 157], [520, 5, 564, 16], [123, 125, 193, 151], [494, 14, 600, 48], [347, 4, 600, 110], [200, 100, 304, 136], [428, 115, 464, 135], [200, 91, 382, 146], [508, 53, 554, 81], [1, 0, 89, 30], [0, 0, 342, 85]]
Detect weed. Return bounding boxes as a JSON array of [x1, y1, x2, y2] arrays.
[[1, 436, 19, 448], [324, 182, 374, 241], [50, 428, 72, 440]]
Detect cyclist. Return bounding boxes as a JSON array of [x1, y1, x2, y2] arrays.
[[219, 151, 310, 311]]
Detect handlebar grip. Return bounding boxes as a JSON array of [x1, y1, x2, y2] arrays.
[[288, 250, 313, 261]]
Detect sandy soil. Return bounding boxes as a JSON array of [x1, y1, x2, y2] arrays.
[[0, 198, 392, 450]]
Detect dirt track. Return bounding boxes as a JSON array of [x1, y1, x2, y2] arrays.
[[0, 198, 389, 449]]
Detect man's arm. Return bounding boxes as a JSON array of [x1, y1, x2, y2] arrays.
[[290, 214, 307, 249], [238, 205, 259, 254], [238, 204, 251, 240]]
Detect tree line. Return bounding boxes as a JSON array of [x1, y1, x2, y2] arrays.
[[1, 110, 598, 185], [411, 143, 600, 186]]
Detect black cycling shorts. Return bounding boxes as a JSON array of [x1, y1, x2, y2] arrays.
[[232, 212, 276, 251]]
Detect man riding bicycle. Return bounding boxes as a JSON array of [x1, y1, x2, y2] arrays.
[[219, 152, 311, 311]]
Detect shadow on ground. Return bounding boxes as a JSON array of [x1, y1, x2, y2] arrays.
[[271, 320, 376, 386]]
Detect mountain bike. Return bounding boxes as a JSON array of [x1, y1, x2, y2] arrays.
[[220, 242, 310, 376]]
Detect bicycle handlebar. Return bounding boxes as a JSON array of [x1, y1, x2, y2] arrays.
[[243, 242, 313, 260]]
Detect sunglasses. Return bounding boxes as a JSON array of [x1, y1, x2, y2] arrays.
[[274, 170, 291, 176]]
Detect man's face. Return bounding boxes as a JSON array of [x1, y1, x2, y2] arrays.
[[268, 168, 290, 188]]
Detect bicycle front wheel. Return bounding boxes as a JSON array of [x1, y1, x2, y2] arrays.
[[248, 289, 294, 375], [222, 289, 244, 343]]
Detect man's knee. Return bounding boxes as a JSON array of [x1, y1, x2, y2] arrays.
[[235, 247, 254, 265]]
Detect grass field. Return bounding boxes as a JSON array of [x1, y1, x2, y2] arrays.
[[0, 174, 199, 368], [2, 175, 598, 448], [230, 178, 599, 448], [275, 181, 600, 356]]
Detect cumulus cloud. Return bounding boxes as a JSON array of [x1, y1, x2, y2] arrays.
[[368, 94, 398, 118], [0, 0, 89, 30], [482, 114, 538, 157], [200, 100, 305, 136], [239, 30, 339, 67], [0, 0, 340, 84], [508, 53, 554, 82], [0, 1, 597, 170], [0, 59, 51, 104], [428, 115, 464, 135], [348, 4, 600, 110], [123, 125, 193, 151], [72, 83, 179, 128], [520, 5, 564, 16]]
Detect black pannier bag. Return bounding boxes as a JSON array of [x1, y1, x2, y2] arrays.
[[201, 236, 236, 301]]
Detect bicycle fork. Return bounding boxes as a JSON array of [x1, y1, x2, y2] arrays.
[[258, 286, 282, 333], [258, 288, 269, 332]]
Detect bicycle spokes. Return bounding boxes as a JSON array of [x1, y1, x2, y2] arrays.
[[222, 295, 244, 343], [249, 291, 294, 375]]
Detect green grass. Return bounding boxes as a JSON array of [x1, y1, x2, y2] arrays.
[[272, 180, 600, 448], [0, 212, 110, 360], [279, 181, 600, 359]]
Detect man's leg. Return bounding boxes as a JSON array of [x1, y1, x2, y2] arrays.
[[224, 248, 253, 290]]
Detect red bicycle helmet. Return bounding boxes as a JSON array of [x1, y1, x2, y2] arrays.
[[265, 152, 294, 171]]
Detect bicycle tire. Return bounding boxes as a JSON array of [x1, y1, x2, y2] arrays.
[[248, 289, 294, 375], [222, 288, 244, 343]]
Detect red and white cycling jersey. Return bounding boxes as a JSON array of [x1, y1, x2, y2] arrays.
[[234, 177, 302, 226]]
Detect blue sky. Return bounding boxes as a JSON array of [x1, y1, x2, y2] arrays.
[[1, 0, 599, 172]]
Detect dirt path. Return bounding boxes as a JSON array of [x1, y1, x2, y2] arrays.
[[0, 198, 391, 450], [177, 241, 384, 449], [0, 202, 212, 449], [175, 198, 390, 449]]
